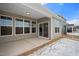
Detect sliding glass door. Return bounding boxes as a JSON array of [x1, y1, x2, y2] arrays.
[[38, 22, 48, 38]]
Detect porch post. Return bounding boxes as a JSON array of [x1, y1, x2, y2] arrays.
[[65, 25, 67, 34], [30, 20, 32, 34], [13, 17, 15, 36], [36, 19, 38, 38], [50, 17, 54, 40]]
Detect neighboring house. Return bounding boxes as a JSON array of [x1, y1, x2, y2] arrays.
[[67, 24, 79, 33], [75, 26, 79, 32], [67, 24, 76, 33], [0, 3, 66, 43]]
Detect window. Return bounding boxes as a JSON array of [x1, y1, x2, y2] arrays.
[[55, 27, 58, 33], [24, 20, 30, 33], [55, 27, 59, 33], [15, 18, 23, 34], [32, 21, 36, 33], [58, 27, 59, 32], [67, 27, 72, 32], [0, 16, 12, 36]]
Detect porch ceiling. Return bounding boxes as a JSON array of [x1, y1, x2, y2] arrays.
[[0, 3, 49, 19]]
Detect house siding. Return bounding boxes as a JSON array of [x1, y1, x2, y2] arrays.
[[51, 17, 64, 39]]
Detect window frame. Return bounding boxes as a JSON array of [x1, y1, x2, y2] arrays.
[[24, 19, 30, 34], [14, 17, 31, 36], [55, 27, 58, 33], [0, 14, 35, 37], [57, 27, 59, 33], [14, 17, 24, 35], [0, 14, 13, 37], [55, 27, 60, 33], [32, 21, 36, 33]]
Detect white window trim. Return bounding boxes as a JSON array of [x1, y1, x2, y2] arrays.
[[55, 27, 60, 34], [14, 17, 31, 36], [0, 15, 13, 37], [23, 19, 31, 34], [32, 21, 37, 33], [32, 27, 36, 33], [0, 14, 37, 37], [14, 17, 24, 35]]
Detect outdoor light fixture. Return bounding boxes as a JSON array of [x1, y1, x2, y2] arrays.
[[26, 12, 30, 15]]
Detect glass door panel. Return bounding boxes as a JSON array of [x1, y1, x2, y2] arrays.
[[39, 24, 43, 36], [39, 22, 48, 38], [43, 23, 48, 37]]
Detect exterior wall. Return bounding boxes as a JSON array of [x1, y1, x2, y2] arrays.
[[0, 10, 66, 43], [0, 11, 37, 43], [37, 17, 51, 39], [76, 29, 79, 32], [61, 21, 67, 34], [51, 17, 64, 39]]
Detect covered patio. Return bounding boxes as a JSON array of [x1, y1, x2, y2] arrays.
[[0, 3, 52, 43], [0, 37, 50, 56], [0, 3, 53, 56], [0, 3, 66, 56]]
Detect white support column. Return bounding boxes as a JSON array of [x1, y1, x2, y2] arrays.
[[23, 19, 24, 34], [30, 20, 32, 34], [13, 17, 15, 36], [50, 17, 54, 40], [12, 17, 13, 36], [65, 25, 67, 34], [65, 24, 67, 33], [36, 19, 38, 37]]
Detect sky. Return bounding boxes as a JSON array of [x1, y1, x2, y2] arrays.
[[43, 3, 79, 25]]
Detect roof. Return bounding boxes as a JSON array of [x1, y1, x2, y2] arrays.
[[23, 3, 66, 22], [67, 24, 74, 26], [0, 3, 66, 22]]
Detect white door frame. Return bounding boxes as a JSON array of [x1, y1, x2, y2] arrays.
[[38, 21, 49, 38]]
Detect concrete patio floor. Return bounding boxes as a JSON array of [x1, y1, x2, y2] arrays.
[[30, 38, 79, 56], [0, 37, 49, 56], [1, 35, 79, 56]]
